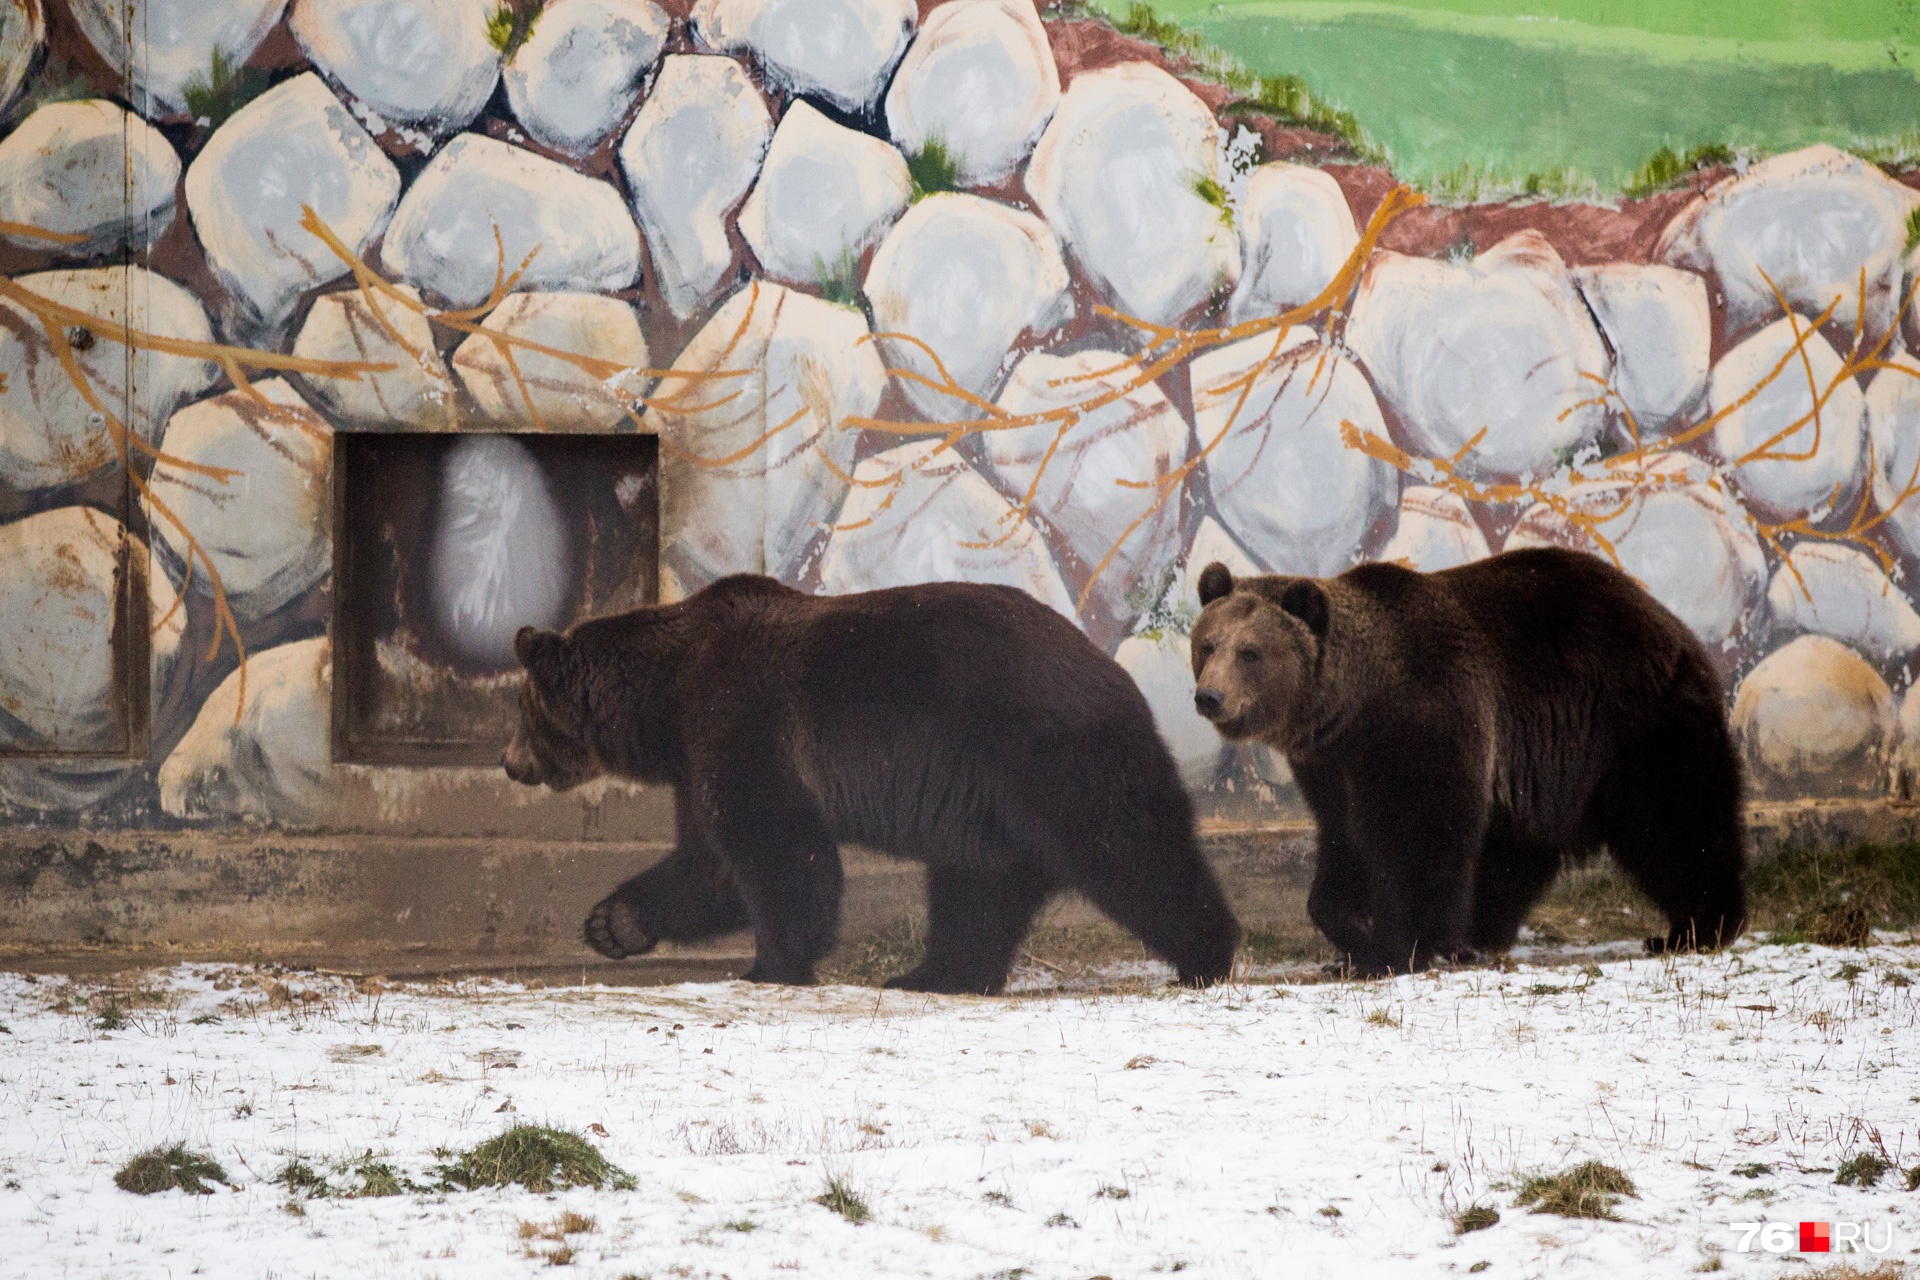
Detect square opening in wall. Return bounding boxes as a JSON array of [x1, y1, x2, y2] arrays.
[[332, 432, 658, 765]]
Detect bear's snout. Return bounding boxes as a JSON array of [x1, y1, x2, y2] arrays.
[[501, 734, 540, 785], [1193, 687, 1225, 720]]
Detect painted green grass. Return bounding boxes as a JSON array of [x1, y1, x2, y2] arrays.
[[1088, 0, 1920, 194]]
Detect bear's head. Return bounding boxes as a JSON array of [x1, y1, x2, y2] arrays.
[[502, 625, 603, 792], [1188, 562, 1329, 749]]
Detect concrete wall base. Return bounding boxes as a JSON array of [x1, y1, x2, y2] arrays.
[[3, 800, 1910, 977]]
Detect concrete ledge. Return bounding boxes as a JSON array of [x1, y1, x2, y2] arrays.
[[2, 800, 1908, 976]]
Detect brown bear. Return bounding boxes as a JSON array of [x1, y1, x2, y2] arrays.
[[502, 574, 1242, 993], [1189, 547, 1745, 975]]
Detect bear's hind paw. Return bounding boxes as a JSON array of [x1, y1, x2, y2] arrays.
[[884, 965, 1004, 996]]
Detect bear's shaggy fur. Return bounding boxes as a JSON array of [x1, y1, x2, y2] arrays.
[[1190, 547, 1745, 974], [503, 575, 1241, 993]]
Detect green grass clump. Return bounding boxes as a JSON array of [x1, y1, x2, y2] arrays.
[[435, 1124, 634, 1193], [273, 1159, 329, 1195], [1514, 1161, 1636, 1220], [182, 45, 270, 131], [1732, 1162, 1772, 1179], [907, 138, 962, 200], [1749, 843, 1920, 945], [115, 1144, 229, 1196], [1624, 143, 1735, 198], [816, 1175, 871, 1224], [1906, 208, 1920, 255], [813, 246, 863, 308], [1835, 1152, 1892, 1187], [1453, 1204, 1500, 1234], [348, 1156, 414, 1197], [1190, 173, 1233, 227]]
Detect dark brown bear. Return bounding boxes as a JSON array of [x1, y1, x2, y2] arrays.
[[1189, 547, 1744, 975], [502, 574, 1241, 993]]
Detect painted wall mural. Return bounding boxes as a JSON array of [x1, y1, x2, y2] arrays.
[[0, 0, 1918, 830]]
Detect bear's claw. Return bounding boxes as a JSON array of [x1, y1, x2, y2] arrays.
[[583, 896, 657, 960]]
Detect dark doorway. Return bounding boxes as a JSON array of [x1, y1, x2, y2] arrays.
[[332, 432, 658, 765]]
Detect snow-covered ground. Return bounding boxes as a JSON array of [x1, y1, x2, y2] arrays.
[[3, 943, 1917, 1279]]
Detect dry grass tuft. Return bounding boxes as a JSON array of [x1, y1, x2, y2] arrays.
[[1793, 1263, 1904, 1280], [1834, 1152, 1893, 1187], [1514, 1160, 1636, 1220], [816, 1175, 871, 1224], [115, 1144, 228, 1196], [436, 1125, 634, 1193], [1452, 1204, 1500, 1234]]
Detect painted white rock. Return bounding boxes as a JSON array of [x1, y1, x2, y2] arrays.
[[1347, 231, 1611, 481], [1571, 262, 1711, 435], [290, 0, 500, 133], [1193, 328, 1397, 576], [1709, 314, 1866, 523], [1867, 355, 1920, 561], [816, 439, 1075, 616], [883, 0, 1058, 187], [0, 508, 182, 811], [1732, 634, 1893, 798], [1506, 454, 1767, 654], [384, 133, 641, 311], [656, 282, 886, 596], [618, 55, 771, 321], [0, 267, 218, 490], [1375, 486, 1490, 573], [505, 0, 668, 158], [1660, 145, 1920, 348], [693, 0, 915, 113], [1026, 62, 1238, 326], [429, 435, 571, 668], [1765, 543, 1920, 665], [452, 290, 651, 432], [148, 379, 333, 622], [0, 508, 143, 747], [68, 0, 285, 118], [1898, 685, 1920, 799], [737, 101, 910, 290], [0, 100, 179, 256], [159, 638, 335, 825], [185, 74, 401, 333], [1227, 162, 1358, 324], [1116, 632, 1222, 789], [984, 348, 1189, 641], [291, 283, 458, 429], [0, 0, 44, 118], [863, 193, 1071, 422]]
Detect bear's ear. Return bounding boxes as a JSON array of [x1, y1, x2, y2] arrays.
[[514, 626, 569, 685], [1279, 580, 1330, 637], [1196, 562, 1235, 607]]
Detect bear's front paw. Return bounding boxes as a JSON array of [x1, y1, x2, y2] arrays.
[[583, 895, 657, 960]]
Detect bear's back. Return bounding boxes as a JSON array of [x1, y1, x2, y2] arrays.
[[1428, 547, 1714, 689]]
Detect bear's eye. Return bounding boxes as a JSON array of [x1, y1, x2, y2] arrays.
[[1235, 646, 1262, 665], [1195, 642, 1215, 661]]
